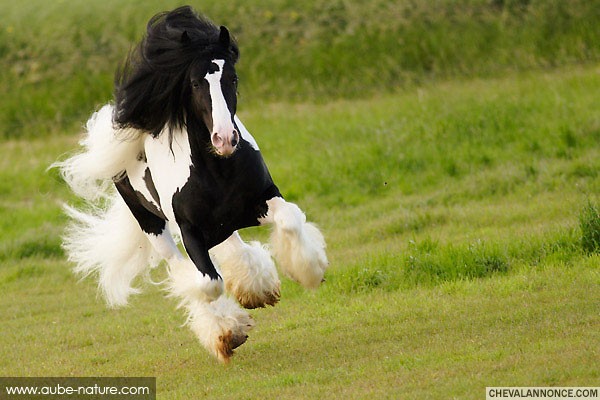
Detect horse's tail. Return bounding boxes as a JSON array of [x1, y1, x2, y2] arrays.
[[54, 104, 144, 201], [63, 197, 158, 307], [54, 104, 156, 307]]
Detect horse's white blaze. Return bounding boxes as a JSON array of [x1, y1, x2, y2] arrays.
[[234, 115, 260, 151], [205, 59, 236, 153], [143, 128, 193, 223]]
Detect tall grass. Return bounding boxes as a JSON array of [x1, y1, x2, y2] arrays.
[[2, 0, 600, 138], [580, 201, 600, 254]]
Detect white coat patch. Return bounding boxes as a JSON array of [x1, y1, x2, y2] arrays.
[[234, 115, 259, 151], [143, 128, 193, 223]]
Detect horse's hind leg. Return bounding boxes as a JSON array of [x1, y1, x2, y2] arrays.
[[114, 174, 184, 262], [103, 175, 183, 301], [116, 172, 224, 305], [260, 196, 328, 288], [210, 231, 281, 309]]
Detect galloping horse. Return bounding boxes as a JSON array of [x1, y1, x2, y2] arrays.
[[56, 6, 327, 362]]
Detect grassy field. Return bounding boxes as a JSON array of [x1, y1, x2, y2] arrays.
[[1, 0, 600, 398], [2, 0, 600, 139]]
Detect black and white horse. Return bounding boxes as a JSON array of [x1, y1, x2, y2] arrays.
[[56, 6, 327, 362]]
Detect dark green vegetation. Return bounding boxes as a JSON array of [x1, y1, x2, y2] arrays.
[[1, 1, 599, 398], [2, 0, 600, 138], [580, 201, 600, 254]]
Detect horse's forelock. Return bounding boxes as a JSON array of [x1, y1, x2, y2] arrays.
[[144, 6, 238, 67]]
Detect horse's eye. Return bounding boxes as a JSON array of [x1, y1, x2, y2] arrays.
[[191, 80, 200, 89]]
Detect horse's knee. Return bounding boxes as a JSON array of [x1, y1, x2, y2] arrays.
[[275, 203, 305, 234], [264, 197, 305, 234], [265, 198, 329, 289], [166, 258, 224, 303]]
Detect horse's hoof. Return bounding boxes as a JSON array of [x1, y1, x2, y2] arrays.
[[236, 286, 280, 309], [217, 330, 249, 363]]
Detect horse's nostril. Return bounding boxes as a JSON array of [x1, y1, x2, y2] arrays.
[[231, 130, 239, 147], [211, 132, 223, 147]]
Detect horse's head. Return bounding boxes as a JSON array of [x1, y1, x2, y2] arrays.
[[189, 27, 239, 157], [114, 6, 241, 157]]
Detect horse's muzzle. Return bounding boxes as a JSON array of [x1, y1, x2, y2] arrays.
[[212, 129, 239, 156]]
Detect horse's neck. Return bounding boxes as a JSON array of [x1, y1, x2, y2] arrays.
[[185, 117, 212, 160]]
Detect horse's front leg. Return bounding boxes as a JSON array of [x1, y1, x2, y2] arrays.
[[260, 196, 329, 288], [211, 231, 280, 309], [170, 223, 224, 302], [166, 222, 253, 363]]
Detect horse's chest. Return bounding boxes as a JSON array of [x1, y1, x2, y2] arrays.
[[141, 133, 269, 241], [173, 161, 267, 234]]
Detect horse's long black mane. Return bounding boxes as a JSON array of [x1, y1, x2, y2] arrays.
[[114, 6, 239, 138]]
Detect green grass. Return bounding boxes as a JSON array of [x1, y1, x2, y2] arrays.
[[2, 64, 599, 398], [1, 1, 600, 398], [2, 258, 598, 398]]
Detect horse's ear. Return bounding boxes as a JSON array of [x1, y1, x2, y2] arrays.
[[219, 26, 230, 47], [181, 30, 191, 44]]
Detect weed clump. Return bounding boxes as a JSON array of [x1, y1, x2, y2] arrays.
[[403, 239, 509, 286], [580, 201, 600, 254]]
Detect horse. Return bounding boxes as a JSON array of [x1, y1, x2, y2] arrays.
[[54, 6, 328, 362]]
